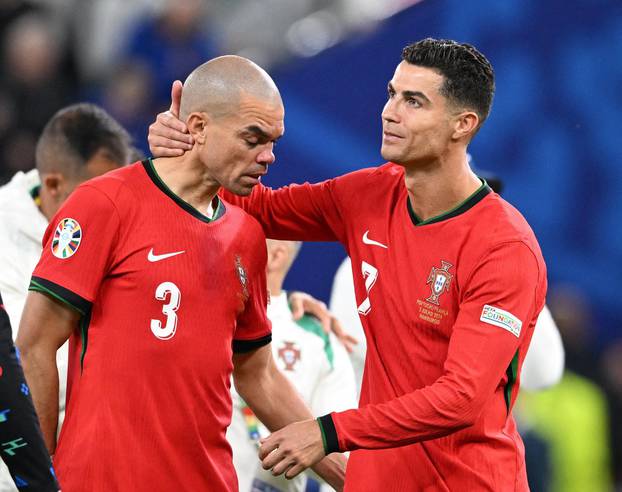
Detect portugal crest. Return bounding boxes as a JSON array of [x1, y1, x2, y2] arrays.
[[235, 255, 249, 299], [426, 260, 453, 305], [51, 218, 82, 259], [278, 341, 301, 371]]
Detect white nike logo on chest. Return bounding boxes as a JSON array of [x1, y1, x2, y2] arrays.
[[147, 248, 186, 262], [362, 230, 388, 249]]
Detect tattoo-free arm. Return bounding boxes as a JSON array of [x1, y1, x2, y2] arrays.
[[233, 344, 346, 490], [15, 291, 79, 454]]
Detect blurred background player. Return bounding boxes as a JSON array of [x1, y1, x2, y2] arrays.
[[228, 239, 356, 492], [0, 103, 133, 491], [0, 292, 59, 491]]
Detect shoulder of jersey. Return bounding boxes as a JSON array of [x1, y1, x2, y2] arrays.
[[333, 162, 402, 199], [475, 193, 540, 245], [337, 162, 402, 181], [76, 163, 142, 199]]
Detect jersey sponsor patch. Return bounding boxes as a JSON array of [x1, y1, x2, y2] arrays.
[[51, 218, 82, 259], [480, 304, 522, 337]]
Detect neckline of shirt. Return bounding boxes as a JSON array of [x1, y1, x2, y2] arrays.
[[142, 158, 226, 224], [406, 178, 492, 227]]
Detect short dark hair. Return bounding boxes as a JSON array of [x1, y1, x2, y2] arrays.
[[36, 103, 132, 175], [401, 38, 495, 127]]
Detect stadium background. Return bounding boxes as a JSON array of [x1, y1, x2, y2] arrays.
[[1, 0, 620, 490]]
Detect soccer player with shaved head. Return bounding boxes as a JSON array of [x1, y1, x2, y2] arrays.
[[17, 56, 346, 491], [151, 39, 547, 491]]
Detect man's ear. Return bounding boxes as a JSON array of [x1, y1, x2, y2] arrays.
[[452, 111, 479, 141], [187, 112, 210, 144], [41, 172, 66, 199]]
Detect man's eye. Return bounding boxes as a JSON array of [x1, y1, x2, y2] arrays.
[[407, 99, 421, 107], [245, 140, 258, 147]]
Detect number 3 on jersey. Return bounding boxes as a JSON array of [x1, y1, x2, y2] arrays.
[[357, 261, 378, 316], [151, 281, 181, 340]]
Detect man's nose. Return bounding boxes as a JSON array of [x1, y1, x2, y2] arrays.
[[382, 99, 400, 123], [257, 146, 275, 165]]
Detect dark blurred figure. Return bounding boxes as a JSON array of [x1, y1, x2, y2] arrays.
[[0, 12, 76, 182], [549, 285, 599, 380], [517, 286, 613, 492], [601, 341, 622, 490], [98, 62, 154, 158], [0, 0, 35, 34], [120, 0, 218, 110]]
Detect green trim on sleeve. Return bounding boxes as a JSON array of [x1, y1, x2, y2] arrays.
[[317, 414, 340, 454], [317, 417, 329, 454], [29, 279, 85, 316], [504, 350, 520, 414]]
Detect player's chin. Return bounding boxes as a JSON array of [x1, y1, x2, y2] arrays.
[[226, 181, 254, 196], [380, 145, 402, 163]]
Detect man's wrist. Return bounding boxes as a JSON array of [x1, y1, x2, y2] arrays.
[[317, 414, 340, 454]]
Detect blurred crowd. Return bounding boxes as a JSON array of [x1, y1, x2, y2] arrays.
[[516, 286, 622, 492], [0, 1, 620, 491], [0, 0, 221, 176]]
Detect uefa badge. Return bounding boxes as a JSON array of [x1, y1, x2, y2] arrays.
[[51, 218, 82, 259]]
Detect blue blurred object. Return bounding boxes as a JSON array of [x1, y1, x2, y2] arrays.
[[268, 0, 622, 347]]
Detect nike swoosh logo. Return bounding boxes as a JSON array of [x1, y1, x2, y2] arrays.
[[362, 230, 388, 249], [147, 248, 186, 262]]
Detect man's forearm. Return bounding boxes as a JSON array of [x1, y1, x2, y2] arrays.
[[237, 362, 312, 430], [19, 348, 60, 454], [236, 362, 346, 490]]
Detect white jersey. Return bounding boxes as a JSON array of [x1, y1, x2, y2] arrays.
[[0, 170, 68, 491], [329, 257, 564, 394], [227, 292, 357, 492]]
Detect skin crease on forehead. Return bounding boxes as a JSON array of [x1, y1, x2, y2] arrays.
[[380, 62, 460, 169], [196, 90, 285, 196]]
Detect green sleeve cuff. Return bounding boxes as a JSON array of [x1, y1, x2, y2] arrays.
[[317, 414, 340, 454]]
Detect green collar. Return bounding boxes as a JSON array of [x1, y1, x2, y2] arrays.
[[407, 179, 492, 226], [143, 158, 225, 223]]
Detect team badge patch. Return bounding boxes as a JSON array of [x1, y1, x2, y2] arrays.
[[235, 255, 249, 299], [426, 260, 453, 305], [278, 341, 301, 371], [51, 218, 82, 259], [480, 305, 523, 337]]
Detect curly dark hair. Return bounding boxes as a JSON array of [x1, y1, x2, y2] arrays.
[[401, 38, 495, 126]]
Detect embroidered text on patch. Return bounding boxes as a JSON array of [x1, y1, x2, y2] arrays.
[[480, 305, 522, 337]]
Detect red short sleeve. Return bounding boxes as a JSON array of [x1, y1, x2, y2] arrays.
[[231, 233, 271, 353], [30, 184, 121, 312]]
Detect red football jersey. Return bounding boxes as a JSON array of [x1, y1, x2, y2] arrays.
[[30, 160, 271, 491], [222, 162, 547, 491]]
